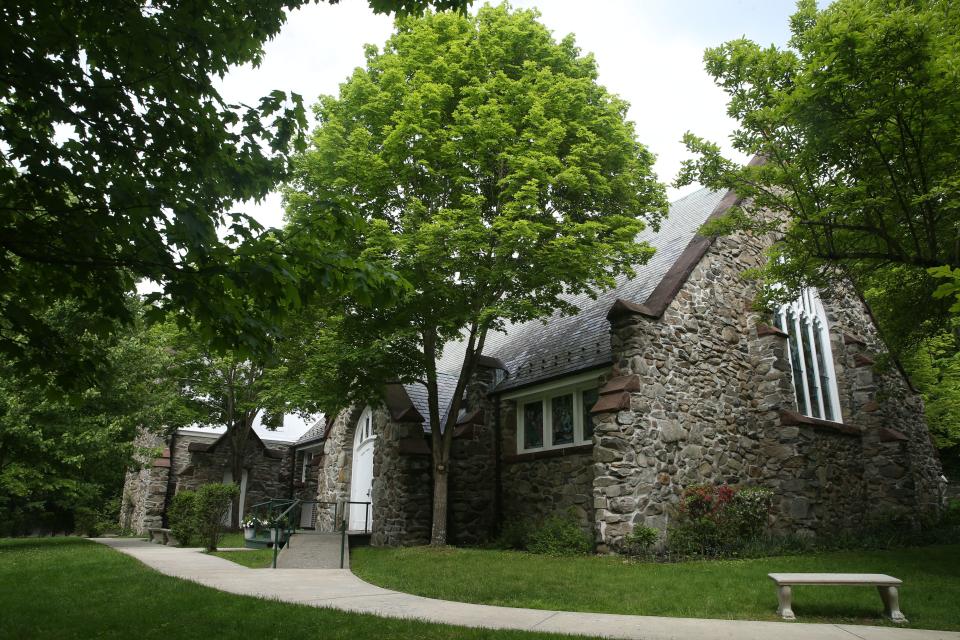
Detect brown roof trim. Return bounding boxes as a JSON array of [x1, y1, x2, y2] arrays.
[[384, 383, 425, 423], [609, 156, 766, 322], [756, 323, 788, 338], [607, 298, 657, 321], [853, 353, 875, 368], [843, 333, 867, 346], [778, 409, 862, 436], [591, 391, 631, 414], [878, 427, 908, 442], [599, 374, 642, 394], [504, 443, 593, 464]]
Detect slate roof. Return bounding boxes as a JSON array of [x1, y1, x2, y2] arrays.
[[294, 416, 327, 447], [403, 372, 459, 434], [437, 186, 727, 392], [319, 187, 727, 439]]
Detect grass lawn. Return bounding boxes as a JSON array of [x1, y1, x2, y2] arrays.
[[208, 547, 274, 568], [213, 532, 246, 548], [352, 544, 960, 631], [0, 537, 592, 640]]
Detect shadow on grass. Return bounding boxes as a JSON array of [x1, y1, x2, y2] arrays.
[[0, 537, 92, 553]]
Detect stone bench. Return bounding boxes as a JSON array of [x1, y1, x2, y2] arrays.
[[146, 528, 180, 546], [768, 573, 907, 623]]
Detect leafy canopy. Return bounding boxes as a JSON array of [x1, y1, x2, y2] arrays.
[[0, 301, 189, 535], [0, 0, 469, 383], [286, 4, 667, 414], [285, 4, 666, 544], [676, 0, 960, 351]]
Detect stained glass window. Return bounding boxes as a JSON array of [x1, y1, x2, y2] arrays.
[[551, 394, 574, 445], [523, 401, 543, 449], [581, 388, 598, 440], [515, 381, 601, 452]]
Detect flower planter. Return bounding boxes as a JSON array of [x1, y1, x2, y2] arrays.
[[243, 526, 256, 540]]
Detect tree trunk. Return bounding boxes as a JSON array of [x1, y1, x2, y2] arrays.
[[424, 323, 489, 547], [228, 433, 245, 530], [430, 449, 450, 546]]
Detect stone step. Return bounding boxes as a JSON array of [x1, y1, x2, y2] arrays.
[[275, 532, 349, 569]]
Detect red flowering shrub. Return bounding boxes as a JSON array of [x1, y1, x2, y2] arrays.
[[680, 484, 735, 520], [668, 484, 773, 557]]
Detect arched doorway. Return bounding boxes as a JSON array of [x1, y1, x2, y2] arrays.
[[349, 406, 375, 531]]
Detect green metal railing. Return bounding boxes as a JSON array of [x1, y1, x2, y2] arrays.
[[246, 498, 371, 569]]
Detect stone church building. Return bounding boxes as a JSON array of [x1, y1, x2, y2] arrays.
[[120, 427, 293, 534], [123, 185, 948, 547], [302, 185, 947, 550]]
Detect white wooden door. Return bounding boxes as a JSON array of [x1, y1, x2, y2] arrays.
[[349, 407, 375, 531], [221, 469, 247, 527]]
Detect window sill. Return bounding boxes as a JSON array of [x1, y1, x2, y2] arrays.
[[505, 443, 593, 463], [778, 409, 862, 436]]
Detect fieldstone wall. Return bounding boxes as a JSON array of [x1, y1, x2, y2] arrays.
[[594, 226, 946, 549], [120, 429, 169, 534], [824, 286, 947, 520], [371, 413, 433, 546], [499, 397, 596, 537], [596, 231, 771, 547], [315, 405, 367, 531], [448, 365, 498, 545], [315, 404, 433, 545], [172, 431, 292, 516], [296, 220, 944, 549]]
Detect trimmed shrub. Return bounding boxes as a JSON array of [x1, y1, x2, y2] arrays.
[[621, 524, 659, 557], [527, 512, 593, 556], [194, 483, 239, 552], [726, 486, 774, 539], [168, 490, 198, 546], [495, 519, 532, 551]]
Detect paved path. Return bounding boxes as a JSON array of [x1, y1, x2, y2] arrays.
[[94, 539, 958, 640]]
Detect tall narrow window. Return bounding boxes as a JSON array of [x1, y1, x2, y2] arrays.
[[581, 388, 598, 441], [551, 394, 574, 445], [523, 401, 544, 449], [777, 288, 842, 422]]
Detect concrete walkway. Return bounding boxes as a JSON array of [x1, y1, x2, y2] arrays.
[[94, 539, 958, 640]]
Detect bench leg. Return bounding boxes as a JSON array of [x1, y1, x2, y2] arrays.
[[878, 586, 907, 623], [777, 585, 795, 621]]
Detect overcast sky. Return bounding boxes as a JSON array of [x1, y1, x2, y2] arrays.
[[214, 0, 806, 440], [217, 0, 807, 230]]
